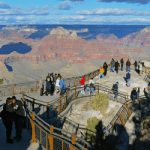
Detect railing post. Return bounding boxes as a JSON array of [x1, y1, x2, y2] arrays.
[[59, 96, 62, 113], [74, 79, 77, 98], [119, 112, 125, 125], [65, 91, 68, 108], [12, 84, 16, 95], [97, 85, 99, 94], [30, 113, 36, 143], [48, 126, 54, 150], [69, 134, 76, 150], [32, 99, 35, 111], [46, 106, 49, 119]]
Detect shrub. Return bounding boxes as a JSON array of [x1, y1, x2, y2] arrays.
[[92, 92, 109, 115], [86, 117, 99, 133]]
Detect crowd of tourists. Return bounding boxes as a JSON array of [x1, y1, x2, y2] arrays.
[[0, 96, 26, 143], [39, 58, 148, 101], [78, 58, 149, 101], [40, 73, 66, 96]]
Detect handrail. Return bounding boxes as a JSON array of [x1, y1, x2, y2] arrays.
[[23, 80, 132, 150], [0, 63, 149, 98], [0, 68, 99, 98], [28, 110, 91, 149]]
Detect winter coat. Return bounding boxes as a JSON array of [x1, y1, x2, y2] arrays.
[[13, 100, 26, 117], [80, 76, 85, 86], [56, 79, 60, 87], [59, 79, 66, 90], [126, 72, 131, 80], [100, 67, 104, 74], [0, 104, 14, 123]]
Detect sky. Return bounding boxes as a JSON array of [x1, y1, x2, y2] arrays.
[[0, 0, 150, 25]]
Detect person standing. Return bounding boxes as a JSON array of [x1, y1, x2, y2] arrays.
[[89, 77, 95, 94], [103, 62, 108, 76], [59, 76, 66, 95], [99, 67, 105, 78], [45, 77, 51, 96], [134, 61, 138, 72], [138, 62, 143, 75], [130, 88, 138, 102], [125, 72, 131, 87], [126, 59, 131, 72], [55, 75, 61, 94], [120, 58, 124, 71], [112, 82, 119, 99], [12, 96, 26, 142], [110, 58, 115, 72], [0, 98, 14, 143], [80, 75, 86, 95], [115, 61, 120, 74]]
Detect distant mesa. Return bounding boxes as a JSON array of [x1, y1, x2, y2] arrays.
[[50, 27, 78, 39], [140, 27, 150, 33], [0, 42, 31, 55]]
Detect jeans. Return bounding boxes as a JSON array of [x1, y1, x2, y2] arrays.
[[111, 66, 115, 72], [126, 66, 130, 72], [114, 91, 118, 99], [100, 74, 104, 79], [85, 87, 95, 95]]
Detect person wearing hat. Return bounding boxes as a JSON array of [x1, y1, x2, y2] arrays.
[[0, 97, 14, 143]]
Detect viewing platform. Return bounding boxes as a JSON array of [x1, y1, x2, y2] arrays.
[[0, 63, 149, 150]]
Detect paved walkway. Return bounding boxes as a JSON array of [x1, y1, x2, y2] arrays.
[[0, 119, 40, 150], [94, 70, 148, 96]]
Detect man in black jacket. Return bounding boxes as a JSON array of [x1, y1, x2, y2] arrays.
[[0, 97, 14, 143], [12, 96, 26, 141]]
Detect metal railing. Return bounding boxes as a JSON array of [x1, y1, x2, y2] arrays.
[[23, 81, 132, 150], [1, 63, 149, 98], [0, 69, 99, 98]]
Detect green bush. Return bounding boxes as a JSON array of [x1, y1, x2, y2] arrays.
[[0, 78, 4, 85], [86, 117, 99, 133], [92, 92, 109, 115]]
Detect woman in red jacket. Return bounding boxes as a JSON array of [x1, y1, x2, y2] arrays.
[[80, 75, 85, 94]]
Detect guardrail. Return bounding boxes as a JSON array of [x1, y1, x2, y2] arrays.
[[23, 83, 129, 119], [28, 111, 90, 150], [23, 81, 132, 150], [0, 61, 149, 98], [0, 69, 99, 98]]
